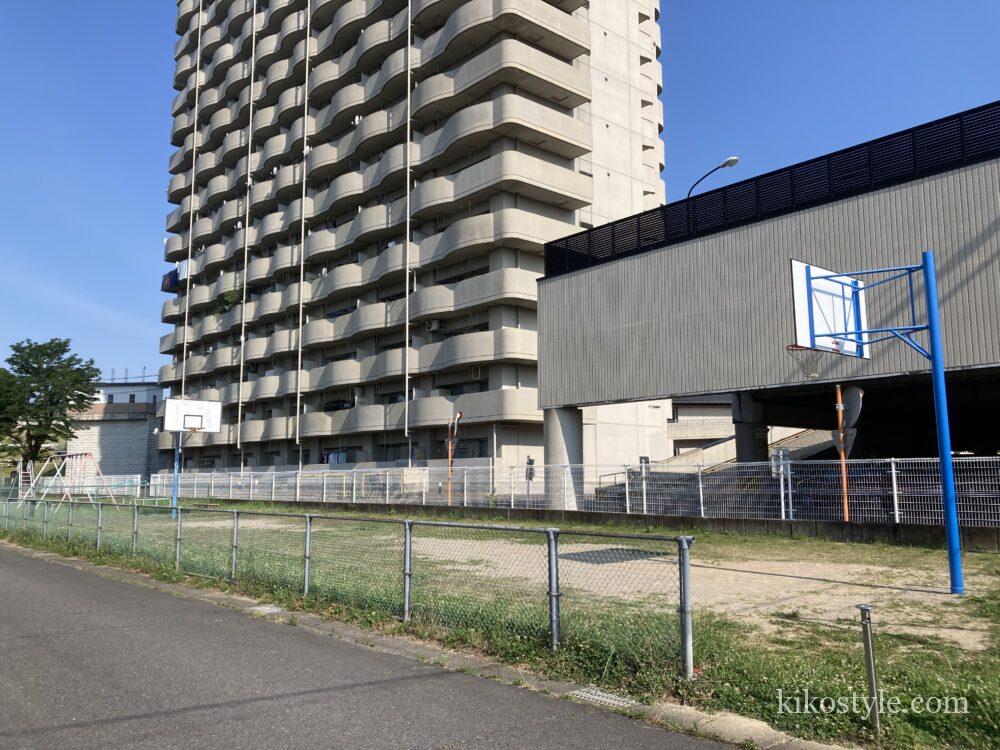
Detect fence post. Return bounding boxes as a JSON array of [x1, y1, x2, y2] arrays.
[[249, 476, 256, 502], [678, 536, 694, 680], [642, 470, 648, 515], [229, 474, 234, 501], [271, 473, 276, 502], [131, 503, 139, 555], [230, 510, 239, 579], [890, 458, 900, 524], [402, 520, 413, 622], [786, 457, 795, 520], [509, 467, 515, 508], [210, 474, 216, 498], [96, 504, 103, 550], [697, 464, 706, 518], [779, 461, 787, 521], [67, 501, 73, 541], [352, 471, 357, 504], [295, 470, 301, 504], [623, 466, 631, 514], [174, 507, 182, 570], [563, 465, 570, 510], [463, 469, 468, 507], [385, 470, 390, 504], [546, 528, 561, 651], [193, 475, 199, 499], [322, 474, 328, 503], [42, 501, 48, 537], [135, 479, 141, 500], [421, 471, 427, 505], [303, 514, 312, 596], [3, 499, 8, 532]]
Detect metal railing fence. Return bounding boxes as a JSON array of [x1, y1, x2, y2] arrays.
[[148, 457, 1000, 527], [0, 499, 694, 679]]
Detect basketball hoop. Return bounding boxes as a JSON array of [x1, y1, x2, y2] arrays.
[[786, 344, 825, 380]]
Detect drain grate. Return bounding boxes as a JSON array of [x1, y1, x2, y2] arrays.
[[567, 687, 639, 711]]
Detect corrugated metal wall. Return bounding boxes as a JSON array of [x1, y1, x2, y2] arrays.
[[539, 158, 1000, 409]]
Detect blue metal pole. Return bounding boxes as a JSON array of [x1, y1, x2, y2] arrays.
[[171, 432, 181, 518], [922, 251, 963, 595]]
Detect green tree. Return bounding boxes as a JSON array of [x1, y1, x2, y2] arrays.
[[0, 339, 100, 464]]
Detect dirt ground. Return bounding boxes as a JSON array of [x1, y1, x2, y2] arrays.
[[171, 510, 996, 650]]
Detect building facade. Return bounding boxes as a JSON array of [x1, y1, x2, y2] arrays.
[[539, 101, 1000, 461], [67, 381, 164, 479], [159, 0, 665, 469]]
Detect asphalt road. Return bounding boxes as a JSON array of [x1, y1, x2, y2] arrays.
[[0, 546, 727, 749]]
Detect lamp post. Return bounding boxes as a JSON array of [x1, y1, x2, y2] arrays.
[[686, 156, 740, 233]]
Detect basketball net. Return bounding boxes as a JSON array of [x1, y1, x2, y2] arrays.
[[786, 344, 828, 380]]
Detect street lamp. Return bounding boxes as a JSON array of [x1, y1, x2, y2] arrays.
[[687, 156, 740, 199]]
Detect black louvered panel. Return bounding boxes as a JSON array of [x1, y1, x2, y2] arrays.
[[724, 180, 757, 224], [870, 132, 915, 185], [614, 216, 639, 257], [639, 206, 667, 247], [962, 103, 1000, 159], [589, 224, 614, 261], [914, 118, 963, 174], [565, 232, 591, 272], [692, 191, 725, 233], [544, 239, 566, 277], [757, 170, 793, 215], [829, 147, 871, 197], [792, 160, 831, 207], [664, 202, 689, 241]]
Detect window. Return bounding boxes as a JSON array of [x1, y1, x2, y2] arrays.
[[129, 394, 136, 404], [107, 394, 114, 404]]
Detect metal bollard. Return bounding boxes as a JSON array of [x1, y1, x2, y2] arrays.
[[402, 520, 413, 622], [131, 503, 139, 555], [678, 536, 695, 679], [96, 504, 103, 550], [230, 511, 239, 580], [303, 515, 312, 596], [174, 508, 182, 570], [857, 604, 881, 733], [546, 529, 561, 651]]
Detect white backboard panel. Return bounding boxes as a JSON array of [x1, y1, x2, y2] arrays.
[[791, 260, 869, 358], [164, 398, 222, 433]]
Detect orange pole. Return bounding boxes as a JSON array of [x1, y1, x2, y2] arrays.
[[446, 437, 454, 507], [836, 384, 850, 522]]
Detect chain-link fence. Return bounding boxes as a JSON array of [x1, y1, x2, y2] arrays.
[[146, 457, 1000, 526], [0, 499, 693, 679]]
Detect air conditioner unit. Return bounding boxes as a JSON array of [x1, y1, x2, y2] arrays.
[[425, 319, 441, 332]]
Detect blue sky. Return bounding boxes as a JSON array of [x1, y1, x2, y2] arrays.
[[0, 1, 997, 375]]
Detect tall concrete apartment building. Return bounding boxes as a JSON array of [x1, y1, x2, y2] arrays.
[[159, 0, 664, 469]]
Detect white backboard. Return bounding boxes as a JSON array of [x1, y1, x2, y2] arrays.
[[791, 260, 869, 358], [164, 398, 222, 433]]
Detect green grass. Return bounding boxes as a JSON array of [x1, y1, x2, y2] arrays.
[[2, 501, 997, 749]]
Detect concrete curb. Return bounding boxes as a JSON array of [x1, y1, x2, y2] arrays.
[[1, 540, 853, 750]]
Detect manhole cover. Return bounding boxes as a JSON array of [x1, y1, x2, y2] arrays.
[[566, 687, 639, 711]]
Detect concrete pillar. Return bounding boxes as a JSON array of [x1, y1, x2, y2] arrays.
[[732, 393, 768, 462], [544, 407, 583, 510], [544, 407, 583, 465]]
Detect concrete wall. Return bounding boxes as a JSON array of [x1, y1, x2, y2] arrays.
[[539, 158, 1000, 408], [67, 419, 158, 478]]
